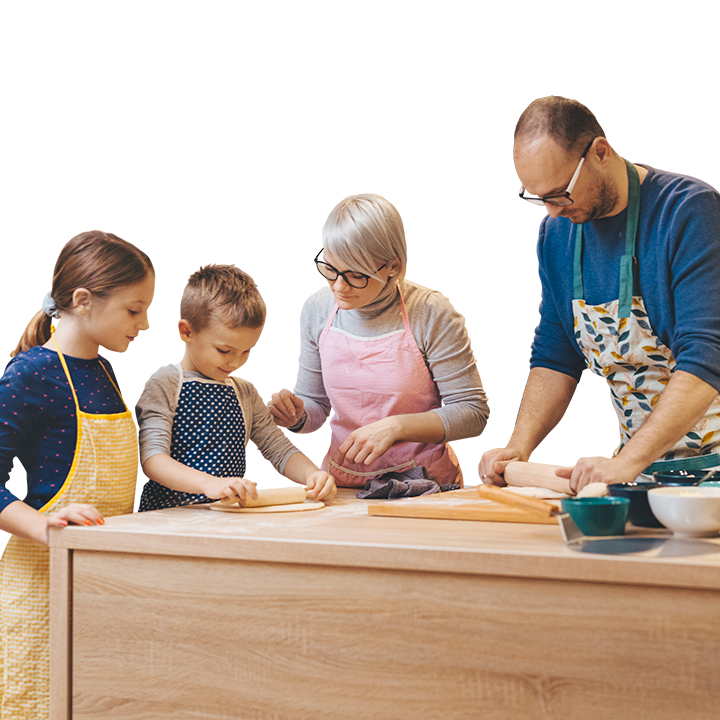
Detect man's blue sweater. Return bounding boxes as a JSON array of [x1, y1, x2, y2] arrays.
[[531, 165, 720, 392]]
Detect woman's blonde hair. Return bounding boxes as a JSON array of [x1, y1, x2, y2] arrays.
[[322, 194, 407, 278], [12, 231, 154, 357]]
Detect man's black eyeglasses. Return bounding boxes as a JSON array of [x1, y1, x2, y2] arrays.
[[519, 138, 595, 207]]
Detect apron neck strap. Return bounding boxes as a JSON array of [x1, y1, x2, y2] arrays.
[[572, 159, 641, 318], [51, 336, 125, 410]]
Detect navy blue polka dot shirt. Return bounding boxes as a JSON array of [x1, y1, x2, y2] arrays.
[[0, 346, 126, 512]]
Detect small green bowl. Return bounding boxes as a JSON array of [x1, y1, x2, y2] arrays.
[[561, 497, 630, 536]]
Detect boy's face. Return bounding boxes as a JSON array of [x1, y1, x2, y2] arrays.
[[179, 319, 264, 383]]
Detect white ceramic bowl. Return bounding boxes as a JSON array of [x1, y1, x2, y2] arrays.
[[647, 486, 720, 537]]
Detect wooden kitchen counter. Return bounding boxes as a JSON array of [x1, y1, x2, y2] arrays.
[[50, 489, 720, 719]]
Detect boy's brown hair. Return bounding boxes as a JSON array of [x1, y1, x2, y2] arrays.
[[181, 264, 266, 332]]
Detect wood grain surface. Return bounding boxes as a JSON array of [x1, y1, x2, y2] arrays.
[[69, 549, 720, 720], [367, 488, 558, 524], [50, 490, 720, 720]]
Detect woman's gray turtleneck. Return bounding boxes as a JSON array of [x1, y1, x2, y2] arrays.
[[289, 278, 489, 442]]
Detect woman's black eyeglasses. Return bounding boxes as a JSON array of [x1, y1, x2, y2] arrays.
[[314, 250, 386, 289]]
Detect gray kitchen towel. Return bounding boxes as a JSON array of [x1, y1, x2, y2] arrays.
[[356, 466, 460, 499]]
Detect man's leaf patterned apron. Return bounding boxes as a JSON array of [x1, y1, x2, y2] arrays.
[[572, 160, 720, 476]]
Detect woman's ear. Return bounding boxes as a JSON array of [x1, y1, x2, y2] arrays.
[[387, 257, 403, 278], [71, 288, 93, 315]]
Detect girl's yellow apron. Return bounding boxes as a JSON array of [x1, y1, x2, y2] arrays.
[[0, 342, 137, 719]]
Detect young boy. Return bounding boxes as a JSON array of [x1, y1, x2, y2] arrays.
[[136, 264, 336, 511]]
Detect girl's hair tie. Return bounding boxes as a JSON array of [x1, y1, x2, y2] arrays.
[[42, 292, 61, 319]]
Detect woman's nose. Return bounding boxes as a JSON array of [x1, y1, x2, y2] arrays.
[[332, 274, 351, 290]]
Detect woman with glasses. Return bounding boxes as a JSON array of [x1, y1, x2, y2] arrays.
[[268, 194, 488, 489]]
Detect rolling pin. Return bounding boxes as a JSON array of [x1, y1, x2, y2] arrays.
[[219, 486, 307, 508], [477, 484, 558, 517], [503, 461, 573, 495]]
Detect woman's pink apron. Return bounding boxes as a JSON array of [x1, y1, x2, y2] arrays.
[[318, 293, 461, 487]]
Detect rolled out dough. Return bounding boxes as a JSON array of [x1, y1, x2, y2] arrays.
[[209, 500, 325, 513]]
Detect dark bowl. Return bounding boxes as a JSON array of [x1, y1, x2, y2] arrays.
[[607, 482, 665, 528], [652, 470, 720, 485]]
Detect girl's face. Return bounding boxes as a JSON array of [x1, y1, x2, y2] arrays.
[[84, 274, 155, 353], [322, 249, 400, 311]]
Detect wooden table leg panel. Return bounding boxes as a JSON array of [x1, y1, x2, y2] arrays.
[[50, 547, 72, 720], [70, 551, 720, 720]]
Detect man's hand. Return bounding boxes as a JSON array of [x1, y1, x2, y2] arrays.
[[555, 456, 640, 493], [478, 447, 528, 486]]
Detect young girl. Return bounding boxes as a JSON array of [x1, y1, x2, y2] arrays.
[[0, 231, 154, 719]]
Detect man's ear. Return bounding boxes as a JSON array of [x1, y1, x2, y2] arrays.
[[178, 319, 194, 343], [591, 137, 613, 166], [71, 288, 93, 315]]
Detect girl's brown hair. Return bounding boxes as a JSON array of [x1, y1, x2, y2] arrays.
[[12, 231, 154, 357]]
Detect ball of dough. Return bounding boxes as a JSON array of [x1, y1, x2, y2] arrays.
[[576, 482, 609, 498]]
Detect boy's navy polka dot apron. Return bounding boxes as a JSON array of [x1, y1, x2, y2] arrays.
[[572, 160, 720, 477], [139, 366, 247, 511]]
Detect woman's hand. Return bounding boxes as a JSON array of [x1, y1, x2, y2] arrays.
[[201, 477, 258, 504], [305, 471, 337, 502], [337, 418, 401, 466], [268, 389, 305, 428]]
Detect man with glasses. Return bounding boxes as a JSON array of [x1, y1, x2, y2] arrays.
[[480, 96, 720, 492]]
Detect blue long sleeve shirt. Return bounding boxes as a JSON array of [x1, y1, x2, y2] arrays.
[[0, 346, 126, 513], [531, 165, 720, 392]]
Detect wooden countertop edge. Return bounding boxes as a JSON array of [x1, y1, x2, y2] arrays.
[[49, 526, 720, 592]]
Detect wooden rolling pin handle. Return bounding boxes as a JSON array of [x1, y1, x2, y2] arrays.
[[504, 461, 573, 495], [219, 486, 308, 508], [477, 484, 559, 518]]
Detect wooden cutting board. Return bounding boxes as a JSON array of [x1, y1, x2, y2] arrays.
[[367, 488, 559, 525]]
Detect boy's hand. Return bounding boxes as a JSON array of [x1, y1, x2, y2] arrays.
[[203, 477, 258, 504], [305, 471, 337, 502], [268, 389, 305, 428]]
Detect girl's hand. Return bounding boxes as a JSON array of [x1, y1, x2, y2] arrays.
[[268, 389, 305, 428], [52, 503, 105, 527], [337, 418, 400, 467], [305, 471, 337, 502], [202, 476, 258, 504]]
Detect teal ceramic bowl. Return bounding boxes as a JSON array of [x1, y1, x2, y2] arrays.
[[561, 497, 630, 536], [699, 481, 720, 488]]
